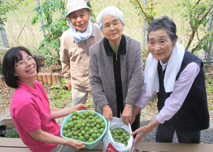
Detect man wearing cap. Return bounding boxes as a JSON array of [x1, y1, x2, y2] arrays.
[[60, 0, 102, 107]]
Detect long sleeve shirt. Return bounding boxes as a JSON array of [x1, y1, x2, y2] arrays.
[[60, 23, 102, 91], [136, 62, 200, 124]]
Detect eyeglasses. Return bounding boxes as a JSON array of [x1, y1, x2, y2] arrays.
[[15, 55, 34, 67], [102, 19, 121, 30]]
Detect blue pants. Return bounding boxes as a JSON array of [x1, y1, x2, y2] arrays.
[[156, 123, 200, 143]]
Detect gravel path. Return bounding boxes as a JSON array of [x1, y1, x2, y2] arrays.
[[140, 119, 213, 144]]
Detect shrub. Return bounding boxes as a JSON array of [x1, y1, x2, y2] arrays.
[[3, 127, 20, 138]]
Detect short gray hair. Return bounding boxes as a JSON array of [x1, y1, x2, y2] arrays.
[[96, 5, 125, 30], [147, 16, 178, 42]]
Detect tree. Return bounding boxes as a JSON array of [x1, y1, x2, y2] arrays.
[[131, 0, 213, 54], [32, 0, 68, 65], [178, 0, 213, 53]]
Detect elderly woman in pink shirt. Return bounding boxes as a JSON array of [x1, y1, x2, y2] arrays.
[[131, 16, 209, 145], [2, 46, 87, 152]]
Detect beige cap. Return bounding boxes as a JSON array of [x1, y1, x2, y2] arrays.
[[66, 0, 91, 18]]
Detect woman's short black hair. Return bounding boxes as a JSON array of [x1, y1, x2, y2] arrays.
[[147, 16, 178, 42], [2, 46, 39, 88]]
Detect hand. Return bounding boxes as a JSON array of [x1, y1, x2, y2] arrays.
[[131, 126, 149, 146], [131, 119, 159, 146], [65, 139, 85, 150], [73, 104, 88, 111], [29, 129, 85, 151], [130, 106, 141, 125], [102, 105, 113, 123], [66, 83, 72, 91], [122, 104, 133, 125]]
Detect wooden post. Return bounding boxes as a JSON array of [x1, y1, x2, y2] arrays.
[[41, 73, 48, 85], [46, 72, 52, 85], [52, 73, 57, 85], [37, 74, 43, 85]]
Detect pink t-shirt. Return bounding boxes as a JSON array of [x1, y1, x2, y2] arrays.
[[10, 80, 60, 152]]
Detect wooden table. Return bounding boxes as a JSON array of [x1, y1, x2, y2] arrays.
[[1, 138, 213, 152], [0, 138, 30, 152]]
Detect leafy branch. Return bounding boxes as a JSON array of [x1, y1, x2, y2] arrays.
[[185, 0, 213, 51], [191, 30, 213, 53], [0, 0, 24, 26], [130, 0, 156, 26]]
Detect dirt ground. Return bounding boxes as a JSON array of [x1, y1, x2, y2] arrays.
[[0, 81, 212, 123], [0, 85, 158, 122], [0, 64, 212, 124]]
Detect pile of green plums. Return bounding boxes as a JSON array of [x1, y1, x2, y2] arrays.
[[62, 111, 106, 143], [110, 128, 130, 146]]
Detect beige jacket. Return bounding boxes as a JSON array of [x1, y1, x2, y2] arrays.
[[60, 23, 102, 91]]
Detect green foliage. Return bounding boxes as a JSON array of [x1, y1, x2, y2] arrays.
[[49, 78, 72, 108], [192, 30, 213, 53], [32, 0, 69, 65], [205, 74, 213, 92], [3, 127, 20, 138], [205, 73, 213, 110], [0, 0, 24, 26], [130, 0, 157, 26], [87, 0, 96, 23], [38, 17, 69, 65], [177, 0, 213, 53], [32, 0, 95, 65]]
